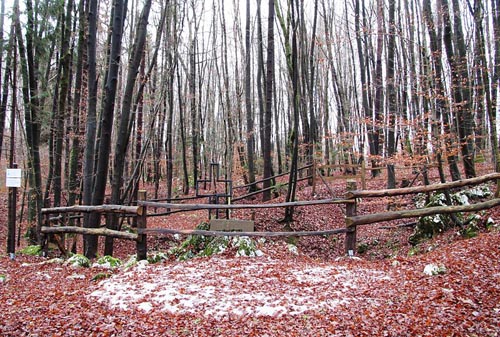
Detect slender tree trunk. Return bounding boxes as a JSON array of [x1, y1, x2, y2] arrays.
[[68, 0, 87, 209], [165, 5, 177, 201], [354, 0, 376, 176], [475, 0, 500, 173], [372, 0, 384, 176], [423, 0, 461, 182], [189, 4, 199, 193], [305, 0, 319, 184], [262, 0, 275, 202], [219, 1, 234, 182], [0, 19, 14, 161], [386, 0, 397, 189], [441, 0, 471, 179], [284, 0, 300, 222], [245, 0, 257, 192], [452, 0, 476, 178], [53, 0, 74, 207], [82, 0, 99, 255], [0, 0, 6, 159], [177, 67, 190, 195], [256, 0, 266, 166], [14, 0, 43, 243]]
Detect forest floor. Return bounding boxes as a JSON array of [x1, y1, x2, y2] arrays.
[[1, 166, 500, 336]]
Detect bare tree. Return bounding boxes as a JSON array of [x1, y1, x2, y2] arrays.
[[262, 0, 275, 202], [84, 0, 127, 258]]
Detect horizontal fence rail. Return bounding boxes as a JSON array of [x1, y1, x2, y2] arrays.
[[346, 172, 500, 199], [41, 204, 142, 215], [137, 198, 352, 210], [137, 228, 348, 237], [41, 226, 138, 241]]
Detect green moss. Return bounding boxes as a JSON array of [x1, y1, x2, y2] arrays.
[[356, 239, 379, 255], [19, 245, 42, 256], [460, 219, 480, 239], [147, 252, 169, 264], [123, 255, 138, 269], [486, 217, 498, 231], [91, 272, 112, 282], [357, 243, 369, 254], [65, 254, 90, 268], [96, 255, 122, 268], [408, 246, 421, 257]]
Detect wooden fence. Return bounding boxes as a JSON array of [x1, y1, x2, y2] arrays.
[[40, 173, 500, 259]]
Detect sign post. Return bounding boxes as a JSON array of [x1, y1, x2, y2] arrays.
[[6, 164, 20, 259]]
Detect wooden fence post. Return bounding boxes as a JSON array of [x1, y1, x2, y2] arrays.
[[345, 180, 357, 256], [360, 160, 366, 190], [136, 190, 147, 260], [312, 160, 317, 196], [41, 212, 50, 257]]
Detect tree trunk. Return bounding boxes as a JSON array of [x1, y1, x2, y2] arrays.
[[177, 67, 190, 195], [0, 17, 14, 161], [67, 0, 87, 210], [189, 4, 199, 193], [245, 0, 257, 192], [488, 0, 500, 173], [284, 0, 300, 222], [372, 0, 384, 177], [165, 6, 177, 202], [256, 0, 266, 170], [107, 0, 151, 256], [386, 0, 397, 189], [423, 0, 461, 182], [262, 0, 275, 202], [85, 0, 127, 259], [441, 0, 471, 179], [14, 0, 43, 244], [82, 0, 99, 255], [354, 0, 376, 177], [53, 0, 74, 207]]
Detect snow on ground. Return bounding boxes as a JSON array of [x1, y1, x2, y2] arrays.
[[89, 257, 391, 318]]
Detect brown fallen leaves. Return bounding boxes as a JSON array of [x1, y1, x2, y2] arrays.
[[0, 229, 499, 336]]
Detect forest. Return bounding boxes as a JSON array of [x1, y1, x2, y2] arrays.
[[1, 0, 500, 335]]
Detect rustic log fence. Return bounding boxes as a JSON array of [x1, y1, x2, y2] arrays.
[[40, 173, 500, 260]]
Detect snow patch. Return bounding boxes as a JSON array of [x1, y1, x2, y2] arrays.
[[89, 258, 391, 318], [423, 263, 447, 276]]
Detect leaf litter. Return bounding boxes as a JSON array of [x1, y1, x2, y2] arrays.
[[1, 177, 500, 335]]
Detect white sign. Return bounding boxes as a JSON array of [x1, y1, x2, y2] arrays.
[[6, 169, 22, 188]]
